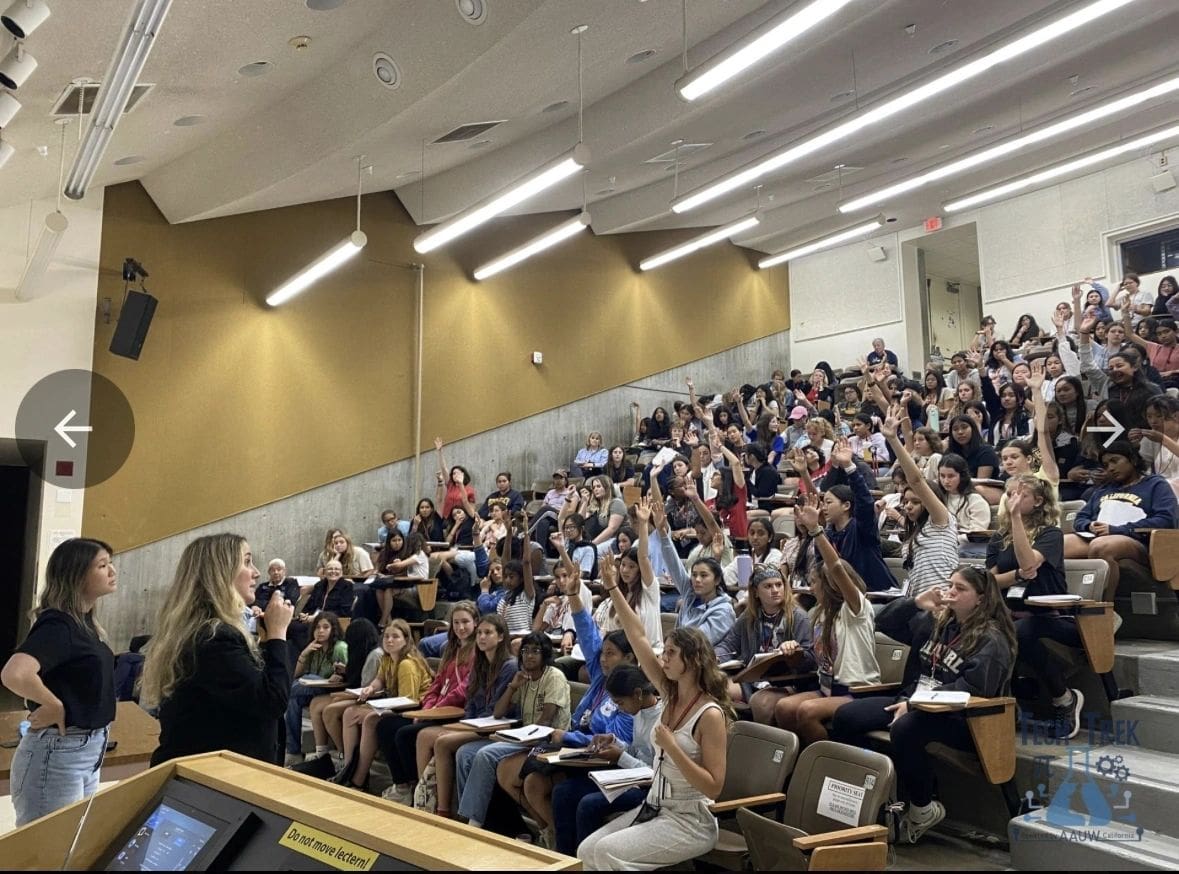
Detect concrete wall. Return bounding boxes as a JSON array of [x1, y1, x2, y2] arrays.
[[98, 329, 789, 650]]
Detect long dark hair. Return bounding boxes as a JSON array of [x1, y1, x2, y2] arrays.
[[36, 537, 113, 639], [439, 601, 478, 671], [933, 566, 1017, 662], [341, 618, 381, 687], [663, 627, 734, 721], [310, 610, 344, 651], [937, 453, 977, 496], [1010, 314, 1041, 345], [949, 414, 985, 456], [469, 614, 511, 700], [1054, 376, 1087, 435], [811, 559, 866, 665]]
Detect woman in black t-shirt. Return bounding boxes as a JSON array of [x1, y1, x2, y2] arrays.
[[1, 538, 118, 826], [142, 533, 294, 766]]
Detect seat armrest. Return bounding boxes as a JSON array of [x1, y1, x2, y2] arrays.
[[708, 792, 786, 814], [849, 682, 902, 696], [792, 824, 888, 850]]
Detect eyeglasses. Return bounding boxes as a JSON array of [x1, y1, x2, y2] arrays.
[[520, 646, 544, 655]]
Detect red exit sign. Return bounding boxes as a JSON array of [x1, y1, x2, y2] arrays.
[[924, 216, 944, 232]]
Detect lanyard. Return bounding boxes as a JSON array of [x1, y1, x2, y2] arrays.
[[928, 630, 962, 677], [663, 690, 705, 733]]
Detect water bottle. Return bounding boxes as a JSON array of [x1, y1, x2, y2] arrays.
[[18, 720, 30, 737], [736, 554, 753, 590], [926, 404, 940, 433]]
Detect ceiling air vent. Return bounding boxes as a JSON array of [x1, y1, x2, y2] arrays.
[[644, 143, 712, 163], [431, 120, 506, 144], [805, 165, 864, 185], [52, 82, 154, 116]]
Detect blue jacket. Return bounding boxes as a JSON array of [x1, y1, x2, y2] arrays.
[[464, 657, 518, 719], [1073, 474, 1178, 544], [562, 606, 635, 748], [826, 466, 894, 592], [659, 530, 737, 644]]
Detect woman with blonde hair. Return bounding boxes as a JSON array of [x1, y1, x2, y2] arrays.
[[144, 533, 293, 765], [575, 431, 608, 477], [1, 538, 119, 826], [316, 528, 373, 577]]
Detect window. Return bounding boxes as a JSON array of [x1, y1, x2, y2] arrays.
[[1121, 225, 1179, 274]]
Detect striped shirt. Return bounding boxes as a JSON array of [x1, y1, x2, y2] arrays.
[[497, 591, 536, 635], [902, 516, 959, 597]]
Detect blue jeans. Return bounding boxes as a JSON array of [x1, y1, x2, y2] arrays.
[[551, 774, 647, 856], [284, 675, 328, 754], [456, 740, 527, 823], [418, 632, 448, 659], [12, 725, 109, 827]]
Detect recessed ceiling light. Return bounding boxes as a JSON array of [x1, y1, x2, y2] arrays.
[[289, 35, 312, 51], [928, 39, 959, 55], [373, 52, 401, 89], [455, 0, 487, 25], [173, 115, 205, 127], [113, 155, 145, 165], [542, 100, 569, 114], [1070, 85, 1097, 98], [938, 144, 952, 150], [742, 129, 767, 140], [469, 139, 491, 149], [238, 61, 272, 77], [626, 49, 656, 64], [830, 89, 855, 102], [395, 170, 420, 179], [306, 0, 345, 9], [972, 124, 994, 135]]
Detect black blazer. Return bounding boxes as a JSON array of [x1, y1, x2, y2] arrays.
[[151, 625, 290, 765], [303, 578, 355, 617], [254, 576, 300, 611]]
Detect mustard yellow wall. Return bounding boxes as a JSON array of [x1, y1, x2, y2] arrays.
[[85, 183, 788, 549]]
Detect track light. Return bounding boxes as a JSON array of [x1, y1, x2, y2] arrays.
[[265, 231, 367, 307], [758, 217, 883, 269], [0, 42, 36, 90], [671, 0, 1138, 214], [944, 124, 1179, 212], [63, 0, 173, 200], [2, 0, 51, 39], [413, 143, 590, 254], [640, 214, 759, 271], [474, 212, 591, 281], [0, 91, 19, 127], [840, 73, 1179, 213], [15, 211, 68, 301], [677, 0, 856, 101]]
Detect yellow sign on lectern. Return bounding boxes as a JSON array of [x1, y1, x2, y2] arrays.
[[279, 821, 379, 871]]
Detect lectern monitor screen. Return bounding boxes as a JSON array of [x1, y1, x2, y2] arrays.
[[107, 801, 219, 871]]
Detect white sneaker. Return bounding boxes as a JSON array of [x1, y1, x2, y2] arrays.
[[305, 749, 329, 760], [382, 783, 414, 806], [284, 752, 305, 767], [901, 801, 945, 844]]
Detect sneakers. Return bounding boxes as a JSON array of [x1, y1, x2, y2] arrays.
[[382, 783, 414, 806], [901, 801, 945, 844], [538, 827, 555, 850], [1050, 689, 1085, 740], [284, 752, 305, 768], [414, 760, 438, 814]]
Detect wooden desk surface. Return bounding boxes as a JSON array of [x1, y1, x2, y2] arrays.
[[0, 700, 159, 779]]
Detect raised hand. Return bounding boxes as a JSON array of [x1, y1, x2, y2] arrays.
[[1080, 313, 1098, 335], [880, 416, 900, 441], [635, 496, 652, 525], [796, 500, 821, 532], [434, 437, 444, 451], [1027, 358, 1046, 391], [600, 552, 619, 589], [684, 430, 700, 447], [830, 437, 853, 468]]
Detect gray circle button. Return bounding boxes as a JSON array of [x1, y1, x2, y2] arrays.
[[16, 369, 134, 489]]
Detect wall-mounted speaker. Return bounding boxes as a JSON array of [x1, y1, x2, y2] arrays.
[[109, 290, 158, 360], [866, 245, 887, 262]]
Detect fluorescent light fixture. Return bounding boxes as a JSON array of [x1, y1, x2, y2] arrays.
[[0, 91, 20, 127], [841, 73, 1179, 212], [639, 213, 760, 271], [677, 0, 856, 101], [474, 212, 590, 280], [413, 143, 590, 254], [945, 124, 1179, 212], [63, 0, 174, 200], [758, 216, 883, 268], [672, 0, 1137, 214], [266, 230, 367, 307], [15, 211, 68, 301]]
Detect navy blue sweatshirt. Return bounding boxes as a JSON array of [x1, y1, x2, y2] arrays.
[[825, 465, 894, 592], [1073, 474, 1177, 543]]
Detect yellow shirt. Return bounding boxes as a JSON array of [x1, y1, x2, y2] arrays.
[[377, 656, 433, 700]]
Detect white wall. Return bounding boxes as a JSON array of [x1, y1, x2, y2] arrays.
[[0, 192, 104, 602], [789, 149, 1179, 370]]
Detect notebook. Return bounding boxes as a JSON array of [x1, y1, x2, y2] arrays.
[[491, 724, 555, 744], [590, 767, 655, 802], [365, 697, 418, 711], [459, 716, 517, 730], [909, 690, 970, 707]]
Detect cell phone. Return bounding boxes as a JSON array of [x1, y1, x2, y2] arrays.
[[105, 740, 118, 752]]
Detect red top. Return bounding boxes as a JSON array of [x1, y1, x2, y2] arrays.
[[421, 650, 474, 709], [442, 483, 477, 519], [719, 482, 750, 540]]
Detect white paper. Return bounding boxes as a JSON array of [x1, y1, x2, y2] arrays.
[[366, 697, 418, 711], [817, 776, 866, 827], [1096, 500, 1146, 527], [495, 724, 554, 743], [1025, 594, 1082, 604], [651, 446, 681, 468], [591, 767, 654, 802], [460, 716, 516, 729], [910, 690, 971, 707], [569, 644, 585, 662], [718, 659, 744, 671], [345, 688, 366, 697]]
